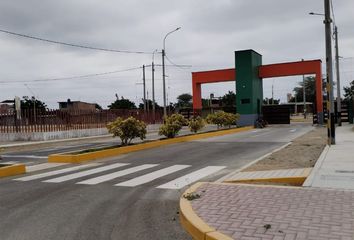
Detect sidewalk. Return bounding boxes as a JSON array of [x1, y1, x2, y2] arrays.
[[180, 124, 354, 239], [304, 124, 354, 190]]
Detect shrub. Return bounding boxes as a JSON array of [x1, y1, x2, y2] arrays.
[[188, 116, 205, 133], [107, 117, 147, 145], [159, 113, 187, 138], [206, 111, 240, 128]]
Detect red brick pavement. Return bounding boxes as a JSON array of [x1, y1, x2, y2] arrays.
[[191, 183, 354, 240]]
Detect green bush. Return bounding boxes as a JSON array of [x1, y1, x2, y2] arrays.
[[206, 111, 240, 128], [188, 116, 205, 133], [107, 116, 147, 145], [159, 113, 187, 138]]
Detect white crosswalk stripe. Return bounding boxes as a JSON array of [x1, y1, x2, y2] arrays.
[[14, 163, 99, 181], [26, 163, 69, 172], [156, 166, 226, 189], [115, 165, 190, 187], [0, 161, 18, 164], [43, 163, 129, 183], [11, 162, 227, 190], [77, 164, 159, 185]]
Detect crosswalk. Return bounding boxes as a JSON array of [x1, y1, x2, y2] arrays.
[[11, 161, 226, 190]]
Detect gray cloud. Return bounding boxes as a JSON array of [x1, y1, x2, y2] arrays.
[[0, 0, 353, 108]]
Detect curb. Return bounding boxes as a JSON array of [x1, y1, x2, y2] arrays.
[[302, 144, 330, 187], [48, 126, 253, 163], [0, 164, 26, 178], [179, 182, 233, 240]]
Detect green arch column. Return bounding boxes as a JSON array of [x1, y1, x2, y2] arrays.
[[235, 50, 263, 126]]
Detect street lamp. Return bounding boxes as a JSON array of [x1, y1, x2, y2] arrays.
[[162, 27, 181, 118], [309, 2, 336, 144]]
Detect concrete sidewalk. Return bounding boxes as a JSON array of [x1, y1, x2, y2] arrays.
[[304, 124, 354, 190], [180, 124, 354, 239]]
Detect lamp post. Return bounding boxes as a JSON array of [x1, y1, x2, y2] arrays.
[[309, 2, 336, 144], [162, 27, 181, 118], [334, 26, 342, 126]]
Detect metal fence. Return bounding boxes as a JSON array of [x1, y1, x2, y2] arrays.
[[0, 109, 163, 133]]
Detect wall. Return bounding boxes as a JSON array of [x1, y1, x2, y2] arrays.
[[0, 128, 109, 141]]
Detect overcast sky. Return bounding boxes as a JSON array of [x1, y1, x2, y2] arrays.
[[0, 0, 353, 109]]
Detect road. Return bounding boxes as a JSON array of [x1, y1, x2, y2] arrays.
[[0, 123, 313, 240]]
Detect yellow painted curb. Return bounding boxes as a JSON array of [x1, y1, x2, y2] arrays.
[[179, 182, 233, 240], [0, 164, 26, 178], [48, 126, 253, 163], [223, 168, 312, 186]]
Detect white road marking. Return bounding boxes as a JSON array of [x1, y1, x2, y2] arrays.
[[157, 166, 226, 189], [77, 164, 159, 185], [0, 161, 18, 164], [43, 163, 129, 183], [290, 129, 297, 132], [1, 155, 48, 159], [14, 163, 99, 181], [26, 163, 70, 173], [115, 165, 190, 187]]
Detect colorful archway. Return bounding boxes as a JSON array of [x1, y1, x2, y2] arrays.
[[192, 50, 323, 125]]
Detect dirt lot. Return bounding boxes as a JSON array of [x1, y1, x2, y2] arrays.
[[243, 126, 327, 171]]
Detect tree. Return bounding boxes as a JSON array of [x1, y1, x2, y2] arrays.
[[176, 93, 192, 108], [107, 117, 146, 145], [289, 76, 316, 103], [138, 100, 161, 110], [188, 116, 205, 133], [158, 113, 187, 138], [263, 98, 280, 105], [21, 96, 47, 111], [108, 96, 136, 110], [343, 80, 354, 100], [221, 91, 236, 112], [206, 111, 240, 129], [95, 103, 103, 110]]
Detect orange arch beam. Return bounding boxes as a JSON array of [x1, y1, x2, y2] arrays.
[[192, 60, 323, 114], [259, 60, 323, 113]]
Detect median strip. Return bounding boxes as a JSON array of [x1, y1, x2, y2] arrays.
[[48, 126, 253, 164]]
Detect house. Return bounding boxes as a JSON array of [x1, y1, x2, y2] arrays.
[[58, 99, 97, 111], [0, 100, 14, 113]]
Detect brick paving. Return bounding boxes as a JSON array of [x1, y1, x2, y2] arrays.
[[191, 183, 354, 240]]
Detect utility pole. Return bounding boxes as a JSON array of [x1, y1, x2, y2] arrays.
[[271, 79, 275, 105], [324, 0, 335, 144], [334, 26, 342, 126], [143, 65, 146, 113], [302, 59, 306, 118], [151, 61, 156, 122], [162, 49, 167, 117]]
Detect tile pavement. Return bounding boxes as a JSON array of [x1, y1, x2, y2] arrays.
[[191, 183, 354, 240]]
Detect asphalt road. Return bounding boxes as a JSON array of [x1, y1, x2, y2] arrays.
[[0, 123, 313, 240]]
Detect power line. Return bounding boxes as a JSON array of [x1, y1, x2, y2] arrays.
[[164, 54, 192, 69], [0, 28, 152, 54], [0, 66, 143, 84]]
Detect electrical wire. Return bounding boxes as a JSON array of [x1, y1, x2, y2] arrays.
[[0, 66, 143, 84], [0, 28, 152, 54], [164, 54, 192, 69]]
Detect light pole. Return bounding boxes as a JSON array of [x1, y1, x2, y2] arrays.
[[162, 27, 181, 118], [309, 2, 336, 144], [334, 26, 342, 126], [302, 59, 306, 118]]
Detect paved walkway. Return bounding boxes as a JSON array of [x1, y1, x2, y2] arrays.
[[182, 123, 354, 239], [304, 124, 354, 190], [191, 183, 354, 240]]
